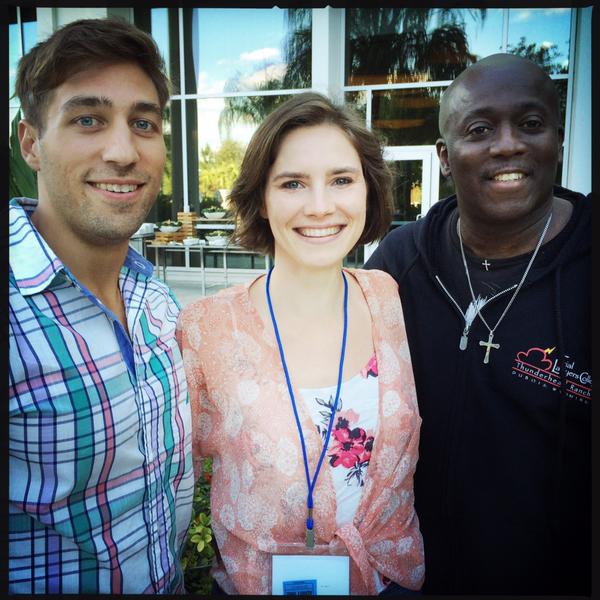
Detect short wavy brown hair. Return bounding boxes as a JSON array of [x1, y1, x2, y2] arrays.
[[15, 17, 170, 134], [230, 92, 392, 256]]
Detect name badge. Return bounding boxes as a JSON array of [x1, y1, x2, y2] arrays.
[[271, 554, 350, 595]]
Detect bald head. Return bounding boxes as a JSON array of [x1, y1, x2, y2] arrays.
[[439, 54, 560, 138]]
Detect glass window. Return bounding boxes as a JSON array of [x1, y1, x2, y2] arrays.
[[150, 8, 182, 94], [345, 8, 500, 85], [439, 171, 455, 201], [192, 94, 292, 213], [387, 159, 423, 223], [371, 87, 443, 146], [9, 7, 37, 112], [343, 91, 367, 121], [507, 8, 572, 74], [185, 8, 311, 94], [9, 22, 20, 106], [145, 100, 183, 224]]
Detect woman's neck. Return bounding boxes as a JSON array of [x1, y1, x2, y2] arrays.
[[266, 263, 347, 322]]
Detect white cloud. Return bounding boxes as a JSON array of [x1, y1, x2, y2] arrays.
[[544, 8, 570, 15], [514, 10, 532, 22], [240, 47, 280, 62], [541, 41, 554, 49], [239, 63, 286, 87], [196, 71, 227, 94]]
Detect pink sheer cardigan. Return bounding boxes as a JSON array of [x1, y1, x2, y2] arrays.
[[176, 268, 425, 594]]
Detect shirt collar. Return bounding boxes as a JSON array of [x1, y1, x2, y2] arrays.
[[9, 197, 155, 295]]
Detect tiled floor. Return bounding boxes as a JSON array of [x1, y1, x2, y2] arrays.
[[167, 280, 229, 307]]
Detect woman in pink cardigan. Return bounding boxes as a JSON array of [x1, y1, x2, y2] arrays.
[[177, 92, 424, 595]]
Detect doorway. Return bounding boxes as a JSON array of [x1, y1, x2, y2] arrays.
[[363, 145, 443, 261]]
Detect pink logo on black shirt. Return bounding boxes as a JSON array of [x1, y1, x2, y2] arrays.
[[512, 345, 591, 404]]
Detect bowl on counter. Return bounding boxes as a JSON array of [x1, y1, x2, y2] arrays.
[[202, 210, 227, 219], [159, 225, 181, 233], [206, 235, 229, 247], [183, 237, 200, 246]]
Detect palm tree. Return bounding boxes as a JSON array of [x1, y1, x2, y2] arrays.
[[219, 7, 486, 132], [218, 8, 310, 136], [346, 8, 485, 85]]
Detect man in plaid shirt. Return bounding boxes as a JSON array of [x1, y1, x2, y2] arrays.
[[9, 18, 194, 593]]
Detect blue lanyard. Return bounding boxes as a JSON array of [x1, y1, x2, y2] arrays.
[[265, 266, 349, 548]]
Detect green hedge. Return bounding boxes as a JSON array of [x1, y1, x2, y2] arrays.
[[182, 458, 215, 594]]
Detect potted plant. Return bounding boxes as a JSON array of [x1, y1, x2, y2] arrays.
[[202, 207, 227, 220], [159, 219, 182, 233], [204, 230, 229, 246]]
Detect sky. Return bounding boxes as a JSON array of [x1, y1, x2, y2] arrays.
[[9, 7, 572, 147]]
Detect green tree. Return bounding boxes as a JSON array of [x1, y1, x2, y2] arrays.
[[219, 8, 486, 132], [346, 8, 485, 85], [507, 36, 568, 75], [198, 139, 245, 204]]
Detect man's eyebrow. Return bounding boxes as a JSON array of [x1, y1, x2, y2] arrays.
[[459, 101, 550, 122], [60, 96, 163, 118], [60, 95, 112, 113], [132, 101, 163, 118]]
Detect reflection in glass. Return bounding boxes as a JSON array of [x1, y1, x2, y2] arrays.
[[344, 91, 367, 121], [151, 9, 174, 90], [439, 171, 455, 201], [192, 95, 289, 214], [554, 79, 566, 185], [146, 101, 182, 224], [388, 160, 423, 223], [9, 6, 37, 104], [22, 20, 37, 54], [346, 8, 492, 85], [9, 24, 20, 104], [371, 87, 443, 146], [185, 8, 311, 94], [507, 8, 571, 74]]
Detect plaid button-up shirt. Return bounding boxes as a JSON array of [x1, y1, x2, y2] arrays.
[[9, 198, 194, 594]]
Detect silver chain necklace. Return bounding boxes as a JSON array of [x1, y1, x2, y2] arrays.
[[458, 212, 553, 364]]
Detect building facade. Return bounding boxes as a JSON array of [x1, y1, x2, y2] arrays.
[[9, 5, 592, 275]]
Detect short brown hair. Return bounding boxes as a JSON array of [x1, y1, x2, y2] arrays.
[[15, 17, 170, 133], [230, 92, 392, 256]]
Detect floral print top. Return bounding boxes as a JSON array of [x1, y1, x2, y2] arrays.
[[301, 353, 379, 528], [177, 268, 424, 595]]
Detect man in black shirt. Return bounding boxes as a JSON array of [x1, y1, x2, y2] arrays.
[[365, 54, 591, 595]]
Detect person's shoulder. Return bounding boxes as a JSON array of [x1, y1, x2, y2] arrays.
[[380, 219, 420, 247], [178, 281, 249, 328], [555, 185, 592, 210], [379, 195, 455, 248], [9, 198, 36, 234], [554, 184, 592, 228], [142, 275, 181, 307], [347, 267, 399, 295]]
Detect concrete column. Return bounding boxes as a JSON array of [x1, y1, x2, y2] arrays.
[[311, 7, 344, 102], [35, 7, 110, 42], [565, 7, 591, 194]]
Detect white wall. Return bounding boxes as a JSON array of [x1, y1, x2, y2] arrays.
[[35, 7, 133, 42]]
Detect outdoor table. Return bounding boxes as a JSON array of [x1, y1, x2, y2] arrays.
[[145, 242, 270, 296]]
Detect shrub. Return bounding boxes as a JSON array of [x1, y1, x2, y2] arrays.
[[182, 458, 215, 594]]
